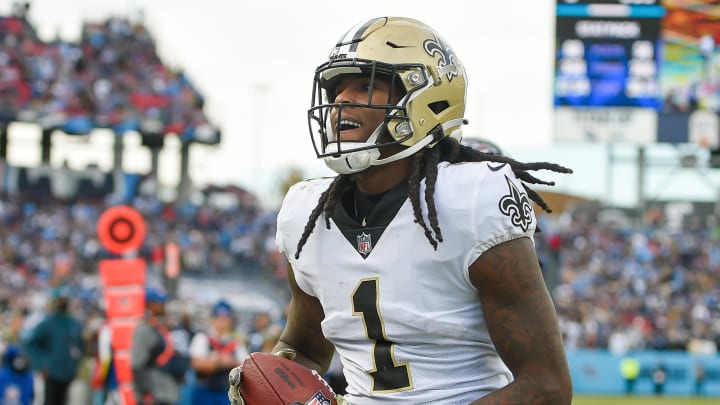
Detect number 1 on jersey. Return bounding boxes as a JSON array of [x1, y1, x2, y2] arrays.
[[352, 278, 412, 392]]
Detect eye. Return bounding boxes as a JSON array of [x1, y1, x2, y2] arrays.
[[328, 81, 356, 101], [326, 85, 342, 102], [334, 83, 348, 95], [325, 90, 337, 103], [359, 78, 382, 92]]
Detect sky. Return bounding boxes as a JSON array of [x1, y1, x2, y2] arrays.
[[5, 0, 720, 209]]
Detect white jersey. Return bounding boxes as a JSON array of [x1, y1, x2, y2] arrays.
[[276, 162, 537, 404]]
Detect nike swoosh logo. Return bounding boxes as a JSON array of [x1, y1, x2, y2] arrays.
[[487, 163, 507, 171]]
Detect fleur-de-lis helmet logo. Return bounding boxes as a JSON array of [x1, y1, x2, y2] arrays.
[[423, 34, 460, 82]]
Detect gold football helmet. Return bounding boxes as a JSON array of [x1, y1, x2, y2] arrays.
[[308, 17, 468, 174]]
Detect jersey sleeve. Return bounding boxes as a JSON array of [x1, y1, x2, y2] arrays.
[[275, 178, 333, 298], [466, 163, 537, 267], [275, 179, 321, 258], [274, 190, 292, 261]]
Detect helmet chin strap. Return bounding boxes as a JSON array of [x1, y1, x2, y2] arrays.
[[324, 118, 467, 175], [323, 123, 385, 174]]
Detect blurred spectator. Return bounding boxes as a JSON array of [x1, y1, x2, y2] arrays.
[[0, 311, 27, 351], [131, 288, 187, 405], [24, 288, 84, 405], [169, 312, 195, 357], [259, 324, 282, 354], [246, 312, 271, 353], [619, 356, 640, 395], [188, 300, 247, 405], [694, 362, 706, 396], [88, 321, 118, 405], [652, 362, 667, 396], [0, 345, 34, 405], [170, 311, 196, 405]]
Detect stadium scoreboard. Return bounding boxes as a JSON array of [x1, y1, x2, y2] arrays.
[[554, 1, 663, 109], [555, 1, 720, 146], [553, 0, 664, 144]]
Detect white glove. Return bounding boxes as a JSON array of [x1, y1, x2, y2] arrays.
[[227, 349, 297, 405]]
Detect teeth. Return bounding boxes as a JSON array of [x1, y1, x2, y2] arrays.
[[339, 119, 361, 129]]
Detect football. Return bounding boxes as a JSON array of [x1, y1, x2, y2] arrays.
[[239, 352, 337, 405]]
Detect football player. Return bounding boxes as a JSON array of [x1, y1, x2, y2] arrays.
[[230, 16, 572, 404]]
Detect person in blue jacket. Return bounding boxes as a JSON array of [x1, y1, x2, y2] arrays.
[[0, 345, 34, 405], [25, 288, 84, 405]]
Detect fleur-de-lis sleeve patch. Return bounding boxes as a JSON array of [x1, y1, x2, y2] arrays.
[[498, 175, 533, 232]]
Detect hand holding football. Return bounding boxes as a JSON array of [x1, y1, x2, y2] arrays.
[[239, 352, 337, 405]]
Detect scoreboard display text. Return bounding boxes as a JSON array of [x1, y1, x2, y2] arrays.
[[554, 2, 664, 109]]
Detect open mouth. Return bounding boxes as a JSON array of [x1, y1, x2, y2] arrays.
[[332, 118, 366, 142], [337, 119, 361, 132]]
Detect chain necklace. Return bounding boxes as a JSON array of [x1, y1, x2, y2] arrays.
[[353, 193, 367, 227]]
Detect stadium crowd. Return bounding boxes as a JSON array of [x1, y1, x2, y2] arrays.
[[0, 8, 217, 142], [0, 189, 718, 401], [545, 204, 720, 357], [0, 190, 287, 404]]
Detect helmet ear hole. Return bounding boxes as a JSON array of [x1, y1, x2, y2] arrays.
[[428, 100, 449, 114]]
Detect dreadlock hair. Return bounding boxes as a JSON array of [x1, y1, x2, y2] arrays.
[[294, 136, 572, 259]]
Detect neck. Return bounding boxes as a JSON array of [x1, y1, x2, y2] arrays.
[[353, 152, 412, 195]]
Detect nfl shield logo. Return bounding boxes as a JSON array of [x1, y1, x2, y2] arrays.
[[357, 232, 372, 255], [306, 390, 332, 405]]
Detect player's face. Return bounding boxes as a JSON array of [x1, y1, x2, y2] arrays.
[[329, 75, 401, 142]]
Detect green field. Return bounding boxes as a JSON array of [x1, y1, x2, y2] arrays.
[[573, 396, 719, 405]]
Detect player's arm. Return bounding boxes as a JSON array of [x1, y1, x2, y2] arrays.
[[272, 264, 335, 375], [228, 264, 335, 405], [468, 237, 572, 405]]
